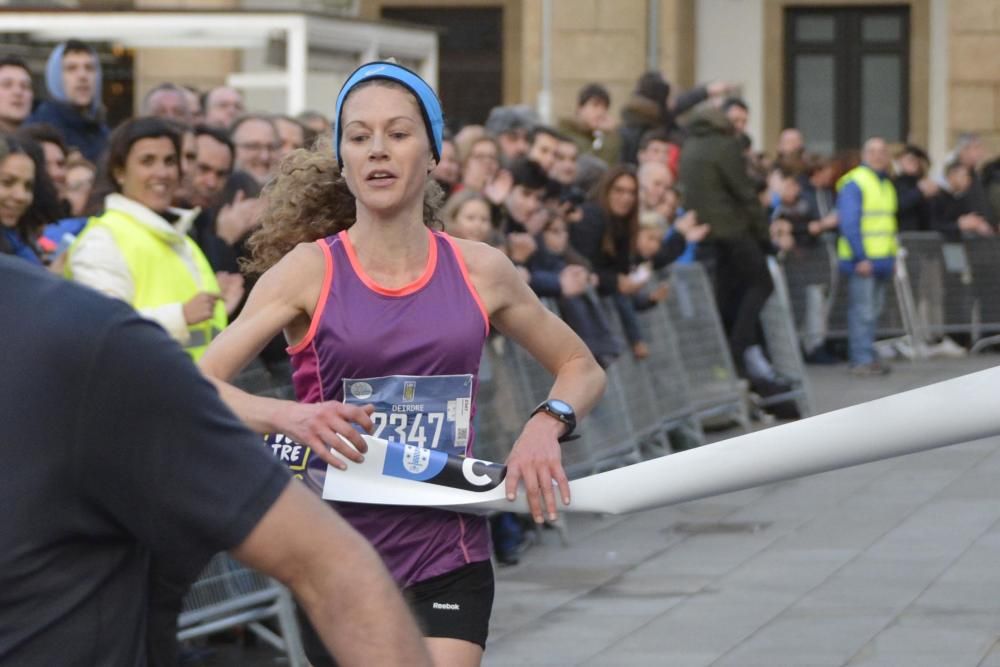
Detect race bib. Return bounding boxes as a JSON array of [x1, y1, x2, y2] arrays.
[[343, 374, 474, 455]]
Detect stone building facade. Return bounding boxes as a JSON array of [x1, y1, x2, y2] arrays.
[[11, 0, 998, 162], [360, 0, 999, 163]]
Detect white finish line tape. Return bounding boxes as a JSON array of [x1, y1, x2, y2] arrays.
[[317, 366, 1000, 515]]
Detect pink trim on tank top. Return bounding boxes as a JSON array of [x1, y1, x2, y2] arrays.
[[286, 240, 334, 355], [338, 228, 437, 297], [439, 233, 491, 338]]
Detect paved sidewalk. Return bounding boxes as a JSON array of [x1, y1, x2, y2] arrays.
[[486, 357, 1000, 666]]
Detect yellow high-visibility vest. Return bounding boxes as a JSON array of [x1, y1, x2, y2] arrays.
[[837, 165, 898, 261], [67, 208, 226, 360]]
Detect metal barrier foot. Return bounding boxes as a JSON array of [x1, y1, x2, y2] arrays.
[[970, 334, 1000, 355]]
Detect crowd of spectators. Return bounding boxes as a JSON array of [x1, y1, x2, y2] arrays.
[[5, 42, 1000, 379], [4, 41, 1000, 452]]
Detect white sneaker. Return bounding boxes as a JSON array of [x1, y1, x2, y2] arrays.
[[928, 337, 967, 358]]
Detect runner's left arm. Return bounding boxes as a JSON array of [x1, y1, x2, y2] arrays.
[[457, 240, 607, 523]]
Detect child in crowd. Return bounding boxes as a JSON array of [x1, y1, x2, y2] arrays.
[[530, 208, 620, 366], [441, 190, 494, 244], [770, 167, 836, 250], [63, 153, 95, 217], [633, 212, 672, 306], [656, 189, 707, 265], [608, 211, 676, 360], [801, 153, 841, 220]]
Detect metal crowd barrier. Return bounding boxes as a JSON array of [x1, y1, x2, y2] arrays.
[[489, 317, 644, 478], [778, 239, 838, 355], [599, 293, 703, 455], [473, 339, 527, 465], [177, 360, 304, 661], [899, 232, 976, 339], [476, 259, 789, 475], [964, 238, 1000, 350], [661, 263, 752, 430], [776, 232, 1000, 358], [178, 553, 306, 666], [826, 259, 910, 342], [761, 258, 815, 417], [231, 357, 296, 400], [885, 234, 1000, 354]]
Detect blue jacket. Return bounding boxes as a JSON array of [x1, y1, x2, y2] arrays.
[[1, 229, 43, 265], [836, 165, 895, 278], [27, 101, 108, 164], [25, 42, 108, 163]]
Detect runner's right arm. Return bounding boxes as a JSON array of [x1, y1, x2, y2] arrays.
[[198, 243, 374, 469]]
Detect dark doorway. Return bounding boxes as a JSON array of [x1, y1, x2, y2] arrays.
[[382, 7, 503, 131], [784, 6, 910, 154]]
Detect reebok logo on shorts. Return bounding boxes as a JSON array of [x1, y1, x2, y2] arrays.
[[432, 602, 460, 611]]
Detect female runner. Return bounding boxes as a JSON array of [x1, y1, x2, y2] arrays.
[[199, 62, 606, 666]]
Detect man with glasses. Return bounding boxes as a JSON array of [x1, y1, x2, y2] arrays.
[[230, 114, 281, 185]]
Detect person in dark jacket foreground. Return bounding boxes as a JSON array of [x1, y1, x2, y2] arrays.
[[0, 256, 430, 667]]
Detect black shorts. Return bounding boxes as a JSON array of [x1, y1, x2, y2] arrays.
[[297, 559, 495, 665]]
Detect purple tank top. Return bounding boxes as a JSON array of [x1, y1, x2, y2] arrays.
[[288, 228, 491, 586]]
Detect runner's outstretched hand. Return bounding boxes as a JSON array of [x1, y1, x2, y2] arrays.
[[504, 414, 570, 523]]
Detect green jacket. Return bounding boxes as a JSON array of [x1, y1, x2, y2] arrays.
[[677, 108, 767, 242], [556, 117, 621, 166]]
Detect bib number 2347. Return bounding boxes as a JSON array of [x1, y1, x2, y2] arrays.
[[343, 374, 473, 455]]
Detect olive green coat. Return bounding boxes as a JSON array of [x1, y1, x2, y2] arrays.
[[677, 108, 768, 242]]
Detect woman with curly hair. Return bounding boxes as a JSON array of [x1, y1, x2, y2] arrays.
[[199, 62, 606, 666]]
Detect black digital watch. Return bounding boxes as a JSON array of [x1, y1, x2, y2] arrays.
[[531, 398, 578, 442]]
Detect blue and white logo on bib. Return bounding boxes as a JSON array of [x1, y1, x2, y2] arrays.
[[383, 441, 448, 481], [402, 444, 431, 474]]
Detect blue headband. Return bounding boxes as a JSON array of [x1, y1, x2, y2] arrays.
[[334, 61, 444, 166]]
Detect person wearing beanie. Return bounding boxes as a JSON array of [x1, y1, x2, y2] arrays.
[[26, 39, 109, 163], [557, 82, 622, 166], [198, 61, 606, 667], [619, 70, 732, 164], [484, 104, 538, 163]]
